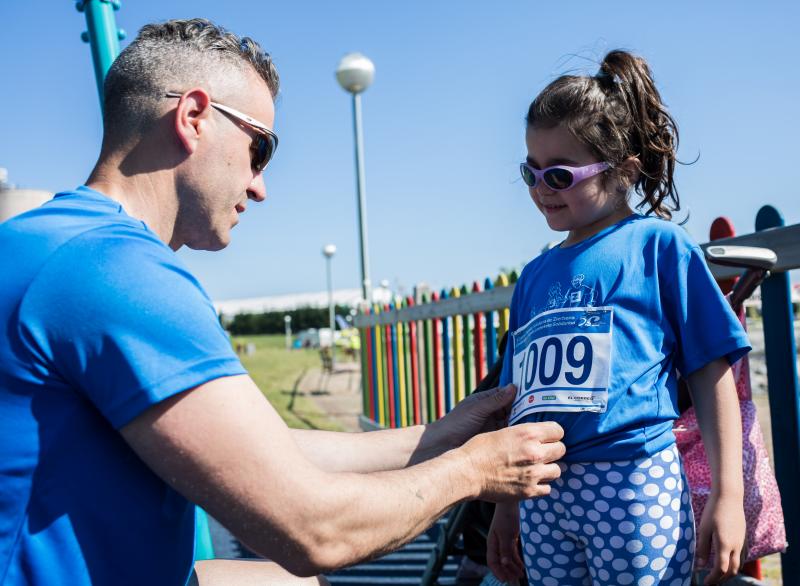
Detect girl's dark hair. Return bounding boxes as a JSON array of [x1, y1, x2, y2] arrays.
[[526, 50, 680, 219]]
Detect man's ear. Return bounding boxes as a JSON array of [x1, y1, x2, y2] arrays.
[[172, 88, 213, 155]]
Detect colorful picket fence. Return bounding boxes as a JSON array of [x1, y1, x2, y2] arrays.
[[354, 272, 518, 428]]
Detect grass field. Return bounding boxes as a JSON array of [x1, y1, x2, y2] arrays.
[[232, 334, 343, 431]]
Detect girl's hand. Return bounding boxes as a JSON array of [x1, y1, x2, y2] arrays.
[[696, 492, 745, 584], [487, 501, 525, 583]]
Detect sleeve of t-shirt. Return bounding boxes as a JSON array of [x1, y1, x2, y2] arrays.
[[19, 227, 246, 429], [661, 243, 751, 377]]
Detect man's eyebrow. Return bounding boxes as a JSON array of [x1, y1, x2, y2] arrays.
[[525, 155, 580, 168]]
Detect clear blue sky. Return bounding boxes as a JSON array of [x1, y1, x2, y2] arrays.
[[2, 1, 798, 301]]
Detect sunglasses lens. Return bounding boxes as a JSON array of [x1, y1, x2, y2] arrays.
[[520, 164, 537, 187], [544, 168, 574, 190], [251, 134, 275, 172]]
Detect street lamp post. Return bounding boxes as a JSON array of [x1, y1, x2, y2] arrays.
[[322, 244, 337, 369], [336, 53, 375, 303], [284, 315, 292, 350]]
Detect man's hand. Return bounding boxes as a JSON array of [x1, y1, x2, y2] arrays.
[[428, 384, 517, 453], [487, 501, 525, 583], [460, 421, 565, 502]]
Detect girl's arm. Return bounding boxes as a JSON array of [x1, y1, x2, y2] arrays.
[[687, 357, 745, 585]]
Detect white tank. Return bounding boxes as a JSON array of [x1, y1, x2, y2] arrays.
[[0, 168, 52, 223]]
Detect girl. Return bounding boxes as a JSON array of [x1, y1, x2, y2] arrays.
[[488, 50, 748, 586]]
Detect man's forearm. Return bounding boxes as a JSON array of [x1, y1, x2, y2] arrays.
[[291, 422, 453, 473]]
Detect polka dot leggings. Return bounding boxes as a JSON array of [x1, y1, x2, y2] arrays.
[[519, 444, 695, 586]]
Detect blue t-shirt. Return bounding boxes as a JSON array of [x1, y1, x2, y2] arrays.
[[499, 214, 750, 462], [0, 186, 246, 585]]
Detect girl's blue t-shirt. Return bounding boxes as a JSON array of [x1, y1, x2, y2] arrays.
[[0, 186, 246, 585], [499, 214, 750, 462]]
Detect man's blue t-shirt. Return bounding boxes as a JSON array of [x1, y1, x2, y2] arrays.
[[0, 186, 246, 585], [499, 214, 750, 462]]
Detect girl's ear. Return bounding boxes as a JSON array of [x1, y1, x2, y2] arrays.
[[615, 156, 641, 194]]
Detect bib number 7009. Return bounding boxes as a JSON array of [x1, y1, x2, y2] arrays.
[[509, 307, 613, 423]]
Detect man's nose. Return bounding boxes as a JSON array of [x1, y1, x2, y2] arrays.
[[247, 172, 267, 202]]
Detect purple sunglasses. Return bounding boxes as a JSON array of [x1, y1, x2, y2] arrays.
[[520, 161, 611, 191]]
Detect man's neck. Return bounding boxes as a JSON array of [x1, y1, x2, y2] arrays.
[[86, 158, 180, 249]]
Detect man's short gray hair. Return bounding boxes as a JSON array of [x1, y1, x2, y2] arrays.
[[102, 18, 279, 147]]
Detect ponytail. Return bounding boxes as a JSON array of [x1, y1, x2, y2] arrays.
[[527, 50, 681, 220]]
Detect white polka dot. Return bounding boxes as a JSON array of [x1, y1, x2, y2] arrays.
[[558, 518, 570, 531], [530, 531, 542, 543], [642, 457, 655, 468], [561, 541, 576, 552], [632, 555, 649, 568], [593, 555, 603, 568], [661, 449, 675, 462], [648, 505, 664, 518], [538, 498, 549, 511], [649, 465, 665, 478], [664, 544, 676, 557], [618, 573, 634, 585], [626, 540, 643, 553], [638, 576, 655, 586], [610, 507, 626, 521], [669, 580, 683, 586], [671, 498, 681, 512], [568, 478, 582, 490], [545, 512, 555, 523], [553, 502, 565, 515], [676, 548, 688, 562], [684, 526, 693, 540], [660, 516, 674, 529], [551, 568, 567, 579], [651, 557, 667, 571], [608, 471, 624, 483], [593, 536, 605, 549], [570, 567, 588, 578], [587, 510, 601, 522], [570, 463, 586, 474], [537, 557, 552, 569], [629, 503, 646, 516], [620, 521, 635, 534], [583, 523, 596, 536], [681, 492, 689, 504], [643, 483, 659, 497], [663, 567, 674, 580], [610, 535, 625, 548], [550, 487, 560, 499], [542, 577, 558, 586], [540, 525, 550, 536], [652, 535, 667, 549], [630, 472, 647, 485], [595, 462, 611, 471], [562, 491, 575, 504], [664, 477, 677, 490], [531, 512, 542, 524], [584, 473, 600, 485], [525, 542, 536, 555], [598, 569, 610, 582], [670, 462, 680, 474], [612, 558, 629, 571], [594, 500, 609, 512], [552, 530, 565, 541], [581, 489, 596, 502], [554, 553, 570, 564], [641, 523, 657, 537], [598, 521, 611, 534], [619, 488, 637, 501], [529, 568, 541, 580], [680, 560, 691, 574], [672, 527, 681, 542], [523, 553, 532, 567], [521, 521, 530, 534], [616, 460, 631, 467], [569, 520, 580, 532], [679, 510, 687, 524], [571, 504, 585, 516], [600, 486, 616, 499], [658, 492, 671, 506], [600, 548, 613, 561], [540, 543, 555, 555]]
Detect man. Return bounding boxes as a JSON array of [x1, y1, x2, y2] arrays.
[[0, 19, 565, 585]]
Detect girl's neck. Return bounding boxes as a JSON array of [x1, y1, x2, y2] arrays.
[[562, 203, 635, 248]]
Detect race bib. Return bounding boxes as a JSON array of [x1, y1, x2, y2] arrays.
[[509, 307, 613, 424]]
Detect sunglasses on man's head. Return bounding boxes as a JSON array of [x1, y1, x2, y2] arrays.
[[519, 161, 610, 191], [164, 92, 278, 172]]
